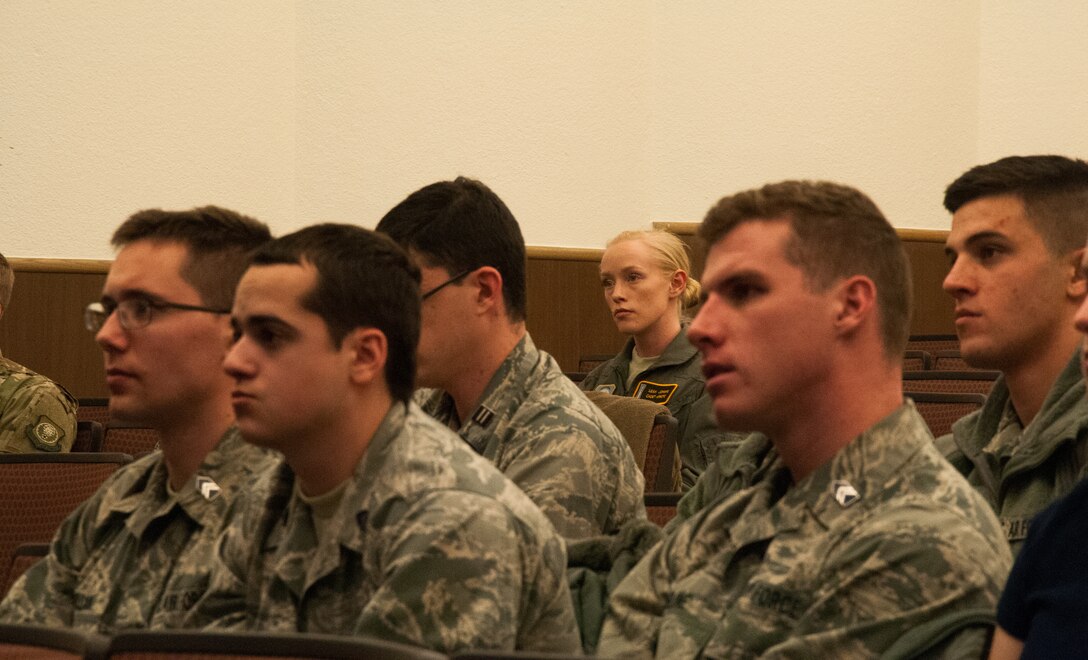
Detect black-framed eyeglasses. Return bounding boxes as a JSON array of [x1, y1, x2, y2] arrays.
[[421, 269, 472, 301], [84, 297, 230, 333]]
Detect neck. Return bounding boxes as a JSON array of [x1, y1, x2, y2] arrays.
[[288, 392, 393, 497], [1003, 327, 1079, 426], [158, 397, 236, 491], [633, 315, 682, 358], [771, 352, 902, 483], [447, 321, 526, 423]]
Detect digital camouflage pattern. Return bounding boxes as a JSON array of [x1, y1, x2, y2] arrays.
[[187, 402, 581, 655], [417, 333, 645, 540], [0, 428, 278, 633], [580, 327, 744, 489], [0, 355, 77, 453], [936, 349, 1088, 555], [598, 403, 1012, 659]]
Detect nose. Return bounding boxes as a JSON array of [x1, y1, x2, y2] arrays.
[[687, 296, 720, 352], [95, 307, 128, 354], [223, 337, 255, 381], [942, 255, 973, 300], [1075, 295, 1088, 336], [609, 282, 626, 302]]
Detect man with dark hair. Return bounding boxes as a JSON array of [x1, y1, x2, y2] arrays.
[[376, 177, 644, 541], [0, 251, 78, 453], [939, 154, 1088, 554], [598, 181, 1010, 657], [0, 206, 278, 632], [187, 224, 580, 654]]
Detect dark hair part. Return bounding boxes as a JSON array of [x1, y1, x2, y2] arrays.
[[701, 180, 912, 358], [375, 177, 527, 321], [250, 224, 421, 403], [944, 155, 1088, 255], [112, 206, 271, 309], [0, 252, 13, 315]]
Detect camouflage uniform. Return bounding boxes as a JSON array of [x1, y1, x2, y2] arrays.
[[935, 349, 1088, 555], [598, 403, 1012, 658], [187, 402, 581, 655], [417, 334, 645, 540], [0, 354, 77, 453], [0, 428, 278, 633], [580, 327, 744, 489]]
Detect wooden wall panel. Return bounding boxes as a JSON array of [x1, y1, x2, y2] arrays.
[[3, 232, 954, 395]]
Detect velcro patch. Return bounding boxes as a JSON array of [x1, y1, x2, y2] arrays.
[[26, 415, 64, 452], [632, 381, 679, 405], [1002, 516, 1032, 542], [594, 384, 616, 394]]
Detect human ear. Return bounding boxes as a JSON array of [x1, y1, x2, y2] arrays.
[[1066, 247, 1087, 299], [833, 276, 877, 337], [344, 328, 388, 386], [473, 267, 505, 313], [669, 270, 688, 299]]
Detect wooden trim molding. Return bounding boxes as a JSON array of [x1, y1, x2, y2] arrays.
[[654, 221, 949, 243], [525, 246, 603, 262], [9, 258, 112, 274]]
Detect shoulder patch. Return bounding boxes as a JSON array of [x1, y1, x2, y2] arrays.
[[26, 415, 65, 452], [632, 380, 679, 405], [594, 384, 616, 395]]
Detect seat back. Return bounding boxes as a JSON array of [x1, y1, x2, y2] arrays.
[[105, 630, 447, 660], [905, 334, 959, 354], [644, 492, 683, 527], [902, 370, 1000, 397], [76, 397, 111, 426], [3, 543, 49, 597], [72, 420, 105, 452], [0, 453, 132, 594], [577, 354, 614, 373], [0, 623, 108, 660], [902, 350, 933, 371], [932, 350, 973, 371], [101, 426, 160, 456], [583, 391, 681, 492], [906, 392, 987, 437]]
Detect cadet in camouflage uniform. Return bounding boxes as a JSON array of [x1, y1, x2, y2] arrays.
[[378, 178, 644, 541], [0, 253, 78, 453], [939, 155, 1088, 554], [0, 207, 276, 632], [190, 225, 580, 653], [598, 181, 1012, 657]]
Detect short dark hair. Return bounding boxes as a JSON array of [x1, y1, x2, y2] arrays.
[[112, 206, 271, 309], [944, 155, 1088, 255], [249, 224, 421, 404], [375, 177, 527, 321], [0, 252, 13, 315], [702, 180, 912, 358]]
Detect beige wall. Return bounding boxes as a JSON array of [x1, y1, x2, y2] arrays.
[[2, 1, 1087, 259]]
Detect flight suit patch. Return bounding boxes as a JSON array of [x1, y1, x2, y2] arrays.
[[1001, 516, 1032, 543], [594, 384, 616, 395], [26, 415, 64, 452], [632, 381, 679, 405]]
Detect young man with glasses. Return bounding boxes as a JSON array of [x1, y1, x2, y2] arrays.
[[376, 177, 645, 541], [0, 251, 78, 453], [0, 206, 279, 633]]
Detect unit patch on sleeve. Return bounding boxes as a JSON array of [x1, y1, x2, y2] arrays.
[[594, 384, 616, 395], [632, 381, 679, 405], [26, 415, 64, 452]]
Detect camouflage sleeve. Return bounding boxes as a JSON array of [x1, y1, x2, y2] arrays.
[[503, 415, 644, 540], [357, 490, 580, 653], [0, 486, 106, 625], [0, 374, 77, 453], [596, 530, 672, 659], [184, 507, 257, 631]]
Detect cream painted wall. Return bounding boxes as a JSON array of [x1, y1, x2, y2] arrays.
[[1, 1, 1085, 259]]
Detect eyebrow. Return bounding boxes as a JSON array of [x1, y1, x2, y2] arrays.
[[233, 314, 298, 336], [100, 288, 162, 304], [944, 230, 1008, 256]]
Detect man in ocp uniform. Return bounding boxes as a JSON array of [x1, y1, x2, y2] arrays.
[[598, 181, 1011, 657], [0, 251, 77, 453], [0, 207, 278, 633]]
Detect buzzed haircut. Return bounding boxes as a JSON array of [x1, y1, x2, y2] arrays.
[[944, 155, 1088, 256], [249, 224, 421, 404], [0, 252, 13, 316], [375, 177, 527, 321], [112, 206, 271, 310], [701, 180, 912, 359]]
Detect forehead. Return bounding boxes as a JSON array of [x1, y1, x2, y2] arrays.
[[234, 263, 317, 317], [104, 240, 197, 299], [702, 220, 797, 283], [946, 194, 1040, 247], [601, 239, 656, 273]]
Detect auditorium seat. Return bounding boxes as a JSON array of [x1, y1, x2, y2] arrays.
[[583, 391, 681, 492], [906, 392, 987, 437], [3, 543, 48, 597], [104, 629, 446, 660], [0, 453, 132, 595], [902, 370, 999, 397], [72, 420, 105, 453], [101, 426, 160, 457], [644, 492, 682, 527], [76, 397, 111, 426], [577, 354, 614, 373], [905, 334, 959, 354], [902, 350, 934, 371], [0, 622, 108, 659], [932, 350, 973, 371]]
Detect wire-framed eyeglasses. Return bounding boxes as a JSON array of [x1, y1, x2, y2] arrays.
[[84, 297, 230, 333], [421, 269, 472, 301]]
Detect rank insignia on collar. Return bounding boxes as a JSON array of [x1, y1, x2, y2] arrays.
[[471, 405, 495, 427], [26, 416, 64, 452], [196, 476, 222, 501], [832, 480, 860, 508]]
